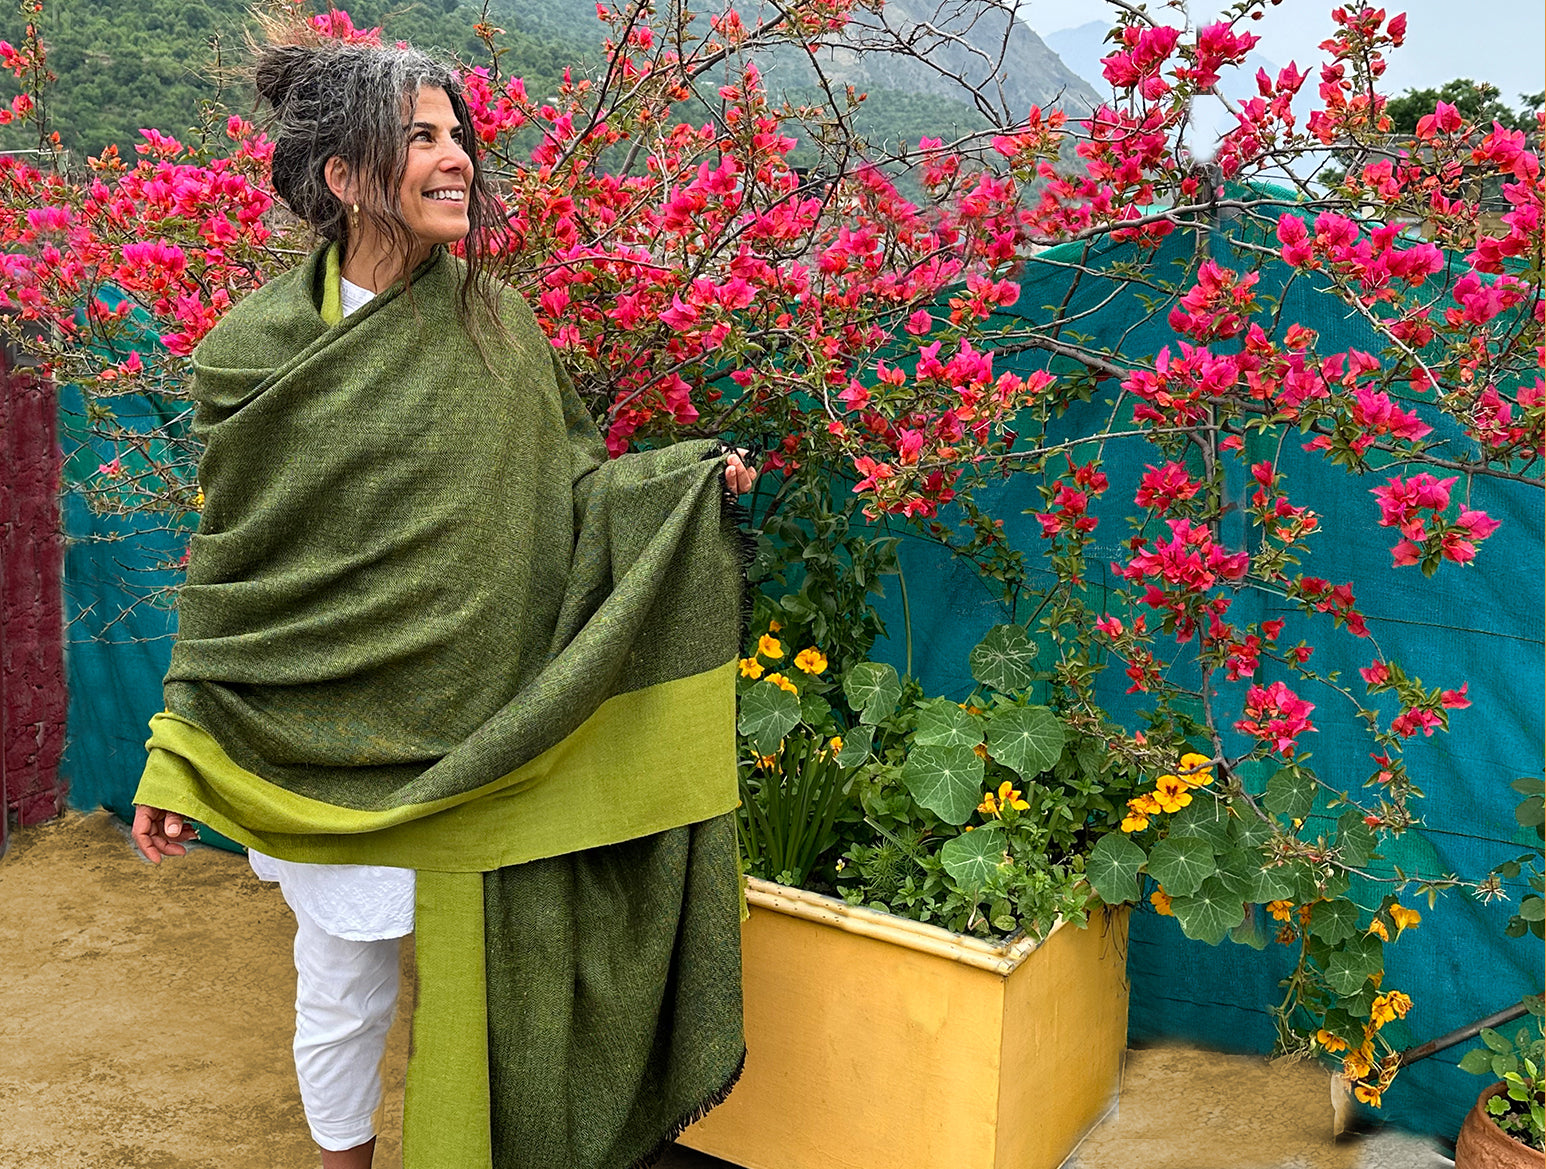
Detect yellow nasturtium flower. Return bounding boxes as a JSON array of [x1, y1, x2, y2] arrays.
[[1150, 888, 1174, 916], [1366, 918, 1390, 941], [829, 735, 843, 753], [1316, 1029, 1349, 1053], [738, 657, 764, 679], [1153, 774, 1193, 813], [768, 620, 782, 633], [1389, 903, 1421, 934], [793, 647, 828, 674], [764, 672, 799, 695], [1353, 1083, 1382, 1107], [978, 790, 999, 816], [757, 634, 784, 660], [1266, 900, 1295, 922], [1177, 751, 1214, 786], [996, 780, 1029, 811]]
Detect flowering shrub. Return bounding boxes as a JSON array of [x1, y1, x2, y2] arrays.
[[2, 0, 1541, 1108]]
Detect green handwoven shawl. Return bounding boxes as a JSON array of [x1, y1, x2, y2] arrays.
[[133, 245, 746, 1169]]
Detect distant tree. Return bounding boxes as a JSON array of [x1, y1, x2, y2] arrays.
[[1384, 78, 1542, 138]]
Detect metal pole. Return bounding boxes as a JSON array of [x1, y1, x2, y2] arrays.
[[1398, 1001, 1534, 1067]]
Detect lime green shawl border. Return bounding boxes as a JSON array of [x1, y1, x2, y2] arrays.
[[134, 659, 739, 872], [406, 870, 494, 1169], [319, 241, 344, 327]]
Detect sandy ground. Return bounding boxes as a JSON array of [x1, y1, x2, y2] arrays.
[[0, 812, 1452, 1169]]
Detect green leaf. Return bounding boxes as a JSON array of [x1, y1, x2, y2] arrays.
[[1147, 835, 1217, 898], [833, 724, 874, 769], [1171, 876, 1248, 945], [1482, 1027, 1513, 1053], [901, 744, 984, 825], [1336, 810, 1376, 868], [940, 828, 1007, 890], [913, 699, 984, 749], [1169, 797, 1232, 851], [984, 705, 1065, 779], [1309, 898, 1360, 945], [844, 662, 902, 725], [969, 624, 1037, 693], [1264, 768, 1315, 821], [737, 683, 802, 756], [1231, 904, 1270, 950], [1458, 1047, 1495, 1075], [1247, 864, 1297, 904], [1521, 895, 1545, 923], [1230, 813, 1273, 850], [800, 690, 832, 728], [1086, 833, 1146, 905], [1323, 935, 1383, 996]]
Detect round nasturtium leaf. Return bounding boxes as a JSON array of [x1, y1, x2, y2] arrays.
[[737, 683, 801, 756], [969, 624, 1037, 693], [901, 743, 984, 825], [984, 704, 1064, 779], [844, 661, 903, 725], [913, 698, 984, 749], [940, 827, 1007, 891], [1086, 832, 1146, 905]]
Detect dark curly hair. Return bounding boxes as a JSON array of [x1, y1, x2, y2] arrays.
[[251, 29, 504, 329]]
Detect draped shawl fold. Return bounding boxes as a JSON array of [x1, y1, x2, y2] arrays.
[[133, 245, 746, 1168]]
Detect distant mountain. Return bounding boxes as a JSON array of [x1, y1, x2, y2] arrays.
[[760, 0, 1099, 124]]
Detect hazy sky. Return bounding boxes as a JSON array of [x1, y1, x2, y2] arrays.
[[1019, 0, 1545, 108]]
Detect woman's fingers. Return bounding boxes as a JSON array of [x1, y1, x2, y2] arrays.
[[724, 450, 757, 495], [132, 804, 198, 864]]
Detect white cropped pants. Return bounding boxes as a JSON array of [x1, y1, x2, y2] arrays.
[[291, 905, 403, 1151]]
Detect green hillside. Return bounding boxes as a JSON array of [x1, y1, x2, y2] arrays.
[[1, 0, 593, 161]]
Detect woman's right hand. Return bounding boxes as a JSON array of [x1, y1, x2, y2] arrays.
[[132, 804, 199, 864]]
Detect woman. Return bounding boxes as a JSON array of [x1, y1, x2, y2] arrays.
[[134, 33, 753, 1169]]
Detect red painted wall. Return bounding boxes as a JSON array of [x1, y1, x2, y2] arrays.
[[1, 343, 66, 827]]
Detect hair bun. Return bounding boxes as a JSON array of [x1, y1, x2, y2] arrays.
[[253, 44, 317, 111]]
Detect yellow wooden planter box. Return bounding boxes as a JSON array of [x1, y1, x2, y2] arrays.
[[679, 878, 1130, 1169]]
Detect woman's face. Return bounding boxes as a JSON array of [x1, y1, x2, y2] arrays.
[[397, 86, 473, 254]]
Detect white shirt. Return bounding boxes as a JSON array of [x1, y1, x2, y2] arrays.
[[247, 272, 416, 940]]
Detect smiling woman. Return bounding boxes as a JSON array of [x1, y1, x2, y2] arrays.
[[129, 20, 754, 1169], [326, 87, 473, 291]]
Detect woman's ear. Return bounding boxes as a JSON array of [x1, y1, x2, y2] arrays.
[[323, 156, 355, 206]]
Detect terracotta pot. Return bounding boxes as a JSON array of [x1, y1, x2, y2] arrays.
[[1456, 1081, 1545, 1169]]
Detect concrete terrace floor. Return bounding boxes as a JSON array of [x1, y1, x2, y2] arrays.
[[0, 811, 1454, 1169]]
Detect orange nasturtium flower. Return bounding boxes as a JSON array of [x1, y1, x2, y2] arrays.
[[1389, 903, 1421, 934], [1177, 751, 1215, 786], [1370, 991, 1412, 1027], [1353, 1083, 1382, 1107], [764, 672, 798, 695], [768, 620, 782, 633], [1366, 918, 1390, 941], [1153, 774, 1193, 813], [757, 634, 784, 660], [1121, 792, 1162, 833], [1150, 888, 1174, 916], [1316, 1029, 1349, 1054], [979, 789, 1000, 816], [997, 780, 1028, 811], [828, 735, 843, 753], [793, 647, 828, 674], [1266, 900, 1295, 922], [739, 657, 764, 679]]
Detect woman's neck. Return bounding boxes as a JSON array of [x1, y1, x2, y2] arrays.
[[340, 234, 431, 293]]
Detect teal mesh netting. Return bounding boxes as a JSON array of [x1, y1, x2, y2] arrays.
[[861, 211, 1543, 1139]]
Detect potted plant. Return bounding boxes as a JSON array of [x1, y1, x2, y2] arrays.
[[1454, 777, 1544, 1167], [680, 611, 1142, 1169]]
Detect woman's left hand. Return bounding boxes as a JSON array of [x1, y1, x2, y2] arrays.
[[724, 449, 757, 495]]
